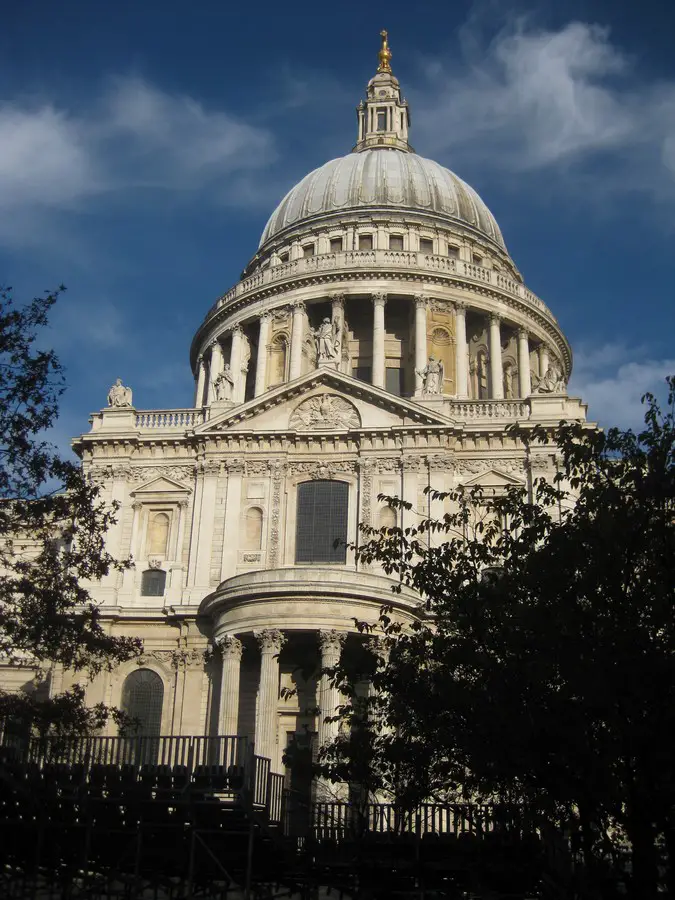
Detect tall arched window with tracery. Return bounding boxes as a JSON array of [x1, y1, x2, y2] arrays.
[[121, 669, 164, 737], [295, 480, 348, 564]]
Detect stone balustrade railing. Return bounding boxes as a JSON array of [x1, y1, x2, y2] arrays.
[[204, 250, 556, 325], [451, 400, 530, 421], [135, 409, 206, 429]]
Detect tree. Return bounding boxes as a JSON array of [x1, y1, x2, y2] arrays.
[[0, 286, 141, 734], [317, 380, 675, 899]]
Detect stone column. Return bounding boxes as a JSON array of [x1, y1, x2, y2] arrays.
[[371, 293, 387, 388], [331, 293, 345, 372], [455, 302, 469, 399], [538, 343, 550, 379], [317, 630, 347, 750], [194, 355, 206, 407], [289, 302, 305, 380], [229, 326, 244, 403], [254, 314, 271, 397], [517, 328, 531, 397], [217, 635, 243, 736], [489, 313, 504, 400], [413, 295, 428, 395], [254, 629, 286, 766], [207, 340, 224, 405]]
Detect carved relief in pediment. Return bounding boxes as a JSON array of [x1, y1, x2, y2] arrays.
[[289, 394, 361, 430]]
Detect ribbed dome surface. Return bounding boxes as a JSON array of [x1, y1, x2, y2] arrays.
[[259, 149, 505, 250]]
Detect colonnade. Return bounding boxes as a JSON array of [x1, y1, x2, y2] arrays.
[[216, 628, 347, 771], [195, 293, 545, 407]]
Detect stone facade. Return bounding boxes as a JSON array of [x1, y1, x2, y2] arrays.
[[0, 42, 588, 778]]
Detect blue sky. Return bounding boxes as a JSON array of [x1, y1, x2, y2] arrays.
[[2, 0, 674, 450]]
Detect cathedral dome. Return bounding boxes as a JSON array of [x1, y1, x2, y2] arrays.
[[259, 149, 506, 251]]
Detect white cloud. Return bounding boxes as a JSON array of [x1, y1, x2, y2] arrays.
[[569, 343, 675, 430], [413, 19, 675, 203], [0, 76, 276, 228]]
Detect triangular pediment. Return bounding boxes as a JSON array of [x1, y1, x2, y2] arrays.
[[195, 369, 454, 434], [460, 468, 525, 488], [131, 475, 191, 496]]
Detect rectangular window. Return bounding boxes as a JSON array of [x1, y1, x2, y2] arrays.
[[473, 253, 483, 265], [447, 244, 459, 259], [385, 367, 404, 396], [329, 237, 343, 252], [389, 234, 404, 251], [419, 238, 434, 254], [295, 481, 349, 564], [279, 252, 289, 263], [352, 365, 372, 383], [303, 243, 315, 258], [358, 234, 373, 251], [376, 108, 387, 131]]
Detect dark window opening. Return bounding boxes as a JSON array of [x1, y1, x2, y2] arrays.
[[385, 367, 404, 396], [329, 237, 343, 252], [376, 108, 387, 131], [141, 569, 166, 597], [279, 252, 289, 263], [389, 234, 404, 251], [473, 254, 483, 266], [358, 234, 373, 251], [303, 243, 315, 258], [419, 238, 434, 254], [447, 245, 459, 259], [295, 480, 348, 564], [352, 365, 372, 383]]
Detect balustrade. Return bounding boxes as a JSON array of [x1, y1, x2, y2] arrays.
[[201, 250, 558, 331], [135, 409, 205, 429], [451, 400, 530, 420]]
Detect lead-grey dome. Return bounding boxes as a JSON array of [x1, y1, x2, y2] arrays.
[[259, 148, 506, 250]]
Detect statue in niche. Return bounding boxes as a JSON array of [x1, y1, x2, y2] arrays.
[[417, 356, 444, 394], [107, 378, 133, 408], [312, 317, 340, 365], [532, 360, 567, 394], [503, 362, 516, 399], [214, 364, 235, 401], [289, 394, 360, 430]]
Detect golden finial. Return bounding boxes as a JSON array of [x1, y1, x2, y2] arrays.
[[377, 29, 392, 73]]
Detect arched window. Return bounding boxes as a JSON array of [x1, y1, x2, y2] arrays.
[[147, 511, 170, 557], [141, 569, 166, 597], [243, 506, 263, 550], [268, 333, 288, 388], [295, 480, 348, 564], [121, 669, 164, 737]]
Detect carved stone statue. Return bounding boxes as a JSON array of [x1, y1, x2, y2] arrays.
[[532, 360, 567, 394], [417, 356, 444, 394], [214, 364, 234, 401], [312, 317, 340, 365], [107, 378, 133, 408]]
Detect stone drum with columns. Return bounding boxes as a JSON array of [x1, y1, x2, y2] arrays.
[[0, 33, 589, 790]]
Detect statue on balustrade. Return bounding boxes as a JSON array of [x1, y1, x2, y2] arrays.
[[107, 378, 133, 408], [532, 360, 567, 394], [214, 364, 235, 401], [312, 317, 340, 365], [417, 356, 444, 394]]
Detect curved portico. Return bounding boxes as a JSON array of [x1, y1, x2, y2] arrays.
[[201, 568, 420, 767]]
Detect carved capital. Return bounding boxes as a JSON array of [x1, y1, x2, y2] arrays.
[[291, 300, 305, 313], [489, 313, 502, 326], [330, 292, 345, 309], [454, 300, 467, 313], [224, 459, 245, 474], [426, 453, 455, 472], [414, 293, 429, 310], [371, 292, 387, 308], [318, 629, 347, 664], [517, 327, 529, 341], [132, 501, 143, 512], [255, 629, 286, 655], [231, 324, 244, 337], [216, 634, 244, 661]]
